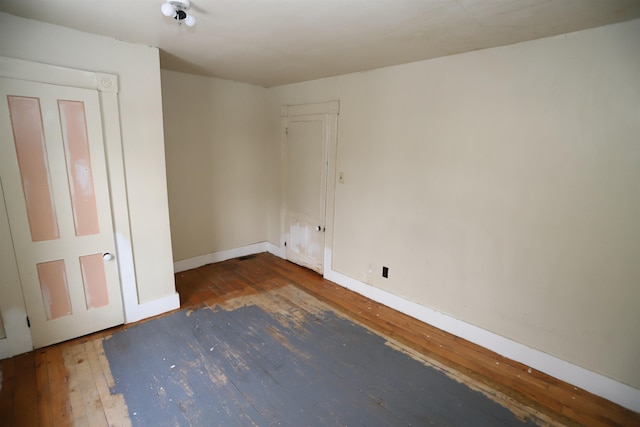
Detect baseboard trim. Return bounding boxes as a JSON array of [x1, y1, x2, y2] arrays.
[[174, 244, 640, 412], [124, 292, 181, 324], [265, 242, 286, 259], [173, 243, 269, 273], [324, 267, 640, 413], [173, 242, 286, 273]]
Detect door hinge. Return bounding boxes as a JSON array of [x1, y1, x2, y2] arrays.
[[285, 127, 288, 135], [26, 316, 31, 328]]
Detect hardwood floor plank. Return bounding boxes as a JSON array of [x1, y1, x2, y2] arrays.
[[174, 268, 217, 307], [83, 340, 120, 427], [91, 338, 131, 427], [69, 341, 107, 427], [35, 349, 53, 427], [45, 343, 71, 427], [13, 352, 38, 426], [0, 356, 16, 426], [63, 344, 89, 426]]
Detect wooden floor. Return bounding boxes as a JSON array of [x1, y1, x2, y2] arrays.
[[0, 252, 638, 426]]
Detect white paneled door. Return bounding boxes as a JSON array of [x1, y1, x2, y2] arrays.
[[284, 116, 327, 273], [282, 102, 339, 275], [0, 77, 124, 348]]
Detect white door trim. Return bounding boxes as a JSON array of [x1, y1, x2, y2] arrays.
[[0, 56, 118, 93], [0, 180, 32, 358], [0, 56, 139, 358], [281, 101, 340, 117]]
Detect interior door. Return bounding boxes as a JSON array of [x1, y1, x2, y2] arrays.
[[0, 77, 124, 348], [284, 115, 328, 273]]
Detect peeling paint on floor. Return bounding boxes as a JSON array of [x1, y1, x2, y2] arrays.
[[103, 286, 545, 426]]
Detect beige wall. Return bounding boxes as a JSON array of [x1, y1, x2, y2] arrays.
[[0, 12, 176, 305], [161, 70, 268, 261], [266, 19, 640, 388]]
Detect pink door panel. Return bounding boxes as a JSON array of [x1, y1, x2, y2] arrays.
[[36, 260, 72, 320], [79, 253, 110, 309], [58, 100, 100, 236], [7, 96, 59, 242]]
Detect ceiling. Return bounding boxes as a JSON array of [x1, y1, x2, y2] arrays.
[[1, 0, 640, 87]]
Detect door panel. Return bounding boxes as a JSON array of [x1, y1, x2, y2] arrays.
[[6, 95, 59, 241], [58, 99, 101, 236], [79, 253, 110, 309], [0, 77, 124, 348], [284, 116, 327, 273], [36, 259, 72, 320]]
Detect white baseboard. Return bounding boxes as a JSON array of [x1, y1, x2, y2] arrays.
[[174, 242, 285, 273], [173, 243, 640, 412], [124, 292, 180, 324], [265, 242, 286, 259], [324, 267, 640, 413], [173, 243, 268, 272]]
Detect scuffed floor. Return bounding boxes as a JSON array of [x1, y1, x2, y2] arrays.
[[61, 335, 131, 426], [102, 285, 548, 426]]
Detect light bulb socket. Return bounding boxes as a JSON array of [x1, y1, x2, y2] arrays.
[[184, 15, 196, 27], [161, 2, 175, 17]]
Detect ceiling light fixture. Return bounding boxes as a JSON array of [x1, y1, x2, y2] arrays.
[[161, 0, 196, 27]]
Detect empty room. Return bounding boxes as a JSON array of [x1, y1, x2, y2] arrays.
[[0, 1, 639, 426]]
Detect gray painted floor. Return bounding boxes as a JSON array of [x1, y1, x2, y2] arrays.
[[104, 297, 538, 426]]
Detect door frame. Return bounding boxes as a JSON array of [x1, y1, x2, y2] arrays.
[[0, 56, 136, 358], [280, 101, 339, 276]]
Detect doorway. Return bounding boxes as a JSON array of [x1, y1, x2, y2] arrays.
[[281, 101, 339, 274], [0, 57, 129, 356]]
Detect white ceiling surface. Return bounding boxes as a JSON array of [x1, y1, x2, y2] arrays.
[[2, 0, 640, 87]]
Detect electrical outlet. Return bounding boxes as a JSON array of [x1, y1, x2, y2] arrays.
[[382, 266, 389, 278], [338, 172, 345, 184]]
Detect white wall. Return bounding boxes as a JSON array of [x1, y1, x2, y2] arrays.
[[161, 70, 268, 262], [0, 13, 177, 311], [266, 19, 640, 390]]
